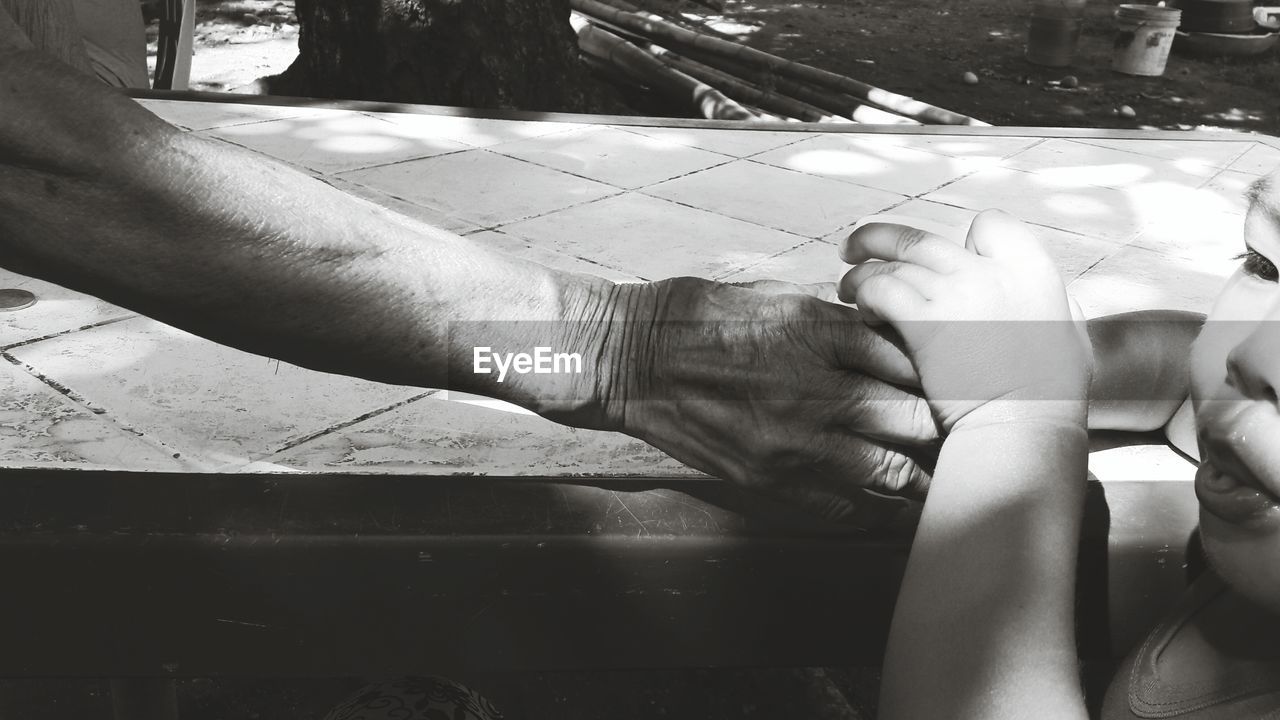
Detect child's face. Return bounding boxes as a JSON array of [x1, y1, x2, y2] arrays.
[[1191, 170, 1280, 612]]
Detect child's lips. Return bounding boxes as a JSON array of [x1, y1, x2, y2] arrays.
[[1195, 452, 1280, 528], [1194, 403, 1280, 528]]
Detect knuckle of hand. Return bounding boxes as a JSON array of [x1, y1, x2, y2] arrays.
[[861, 272, 896, 295], [911, 394, 938, 440], [897, 228, 931, 255], [879, 447, 918, 495], [820, 494, 859, 523], [773, 292, 812, 316], [860, 269, 901, 302]]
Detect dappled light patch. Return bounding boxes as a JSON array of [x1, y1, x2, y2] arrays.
[[313, 134, 403, 155], [1039, 163, 1153, 188], [1125, 180, 1232, 223], [776, 148, 896, 177], [1043, 191, 1115, 218], [488, 126, 729, 190], [200, 113, 471, 173], [1203, 107, 1268, 124], [693, 16, 764, 40], [1067, 245, 1232, 315]]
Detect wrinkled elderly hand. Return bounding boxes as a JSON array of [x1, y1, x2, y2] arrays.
[[580, 276, 939, 524], [0, 35, 937, 526]]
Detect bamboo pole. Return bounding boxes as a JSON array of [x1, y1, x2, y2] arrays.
[[572, 15, 758, 121], [569, 0, 988, 125], [655, 49, 850, 123], [595, 0, 643, 10], [584, 7, 912, 124], [583, 52, 769, 119], [595, 0, 739, 41], [677, 46, 919, 125], [581, 52, 649, 91]]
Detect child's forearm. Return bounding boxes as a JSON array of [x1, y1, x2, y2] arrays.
[[880, 422, 1090, 720]]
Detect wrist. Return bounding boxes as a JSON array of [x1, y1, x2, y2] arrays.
[[535, 276, 661, 430], [936, 418, 1089, 495], [455, 271, 662, 432], [555, 275, 723, 436], [950, 398, 1089, 435]]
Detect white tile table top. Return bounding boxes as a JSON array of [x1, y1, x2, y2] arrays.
[[491, 125, 731, 189], [750, 134, 997, 197], [336, 149, 620, 228], [644, 159, 907, 239], [5, 98, 1276, 483], [498, 192, 809, 281], [201, 112, 472, 174], [1, 268, 136, 350]]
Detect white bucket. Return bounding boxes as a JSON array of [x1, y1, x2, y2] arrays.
[[1112, 4, 1182, 76]]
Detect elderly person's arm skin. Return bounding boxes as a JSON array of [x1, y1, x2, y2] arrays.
[[0, 15, 940, 521], [0, 0, 91, 73]]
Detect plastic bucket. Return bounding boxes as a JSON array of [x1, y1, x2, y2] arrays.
[[1026, 0, 1088, 66], [1112, 4, 1182, 76]]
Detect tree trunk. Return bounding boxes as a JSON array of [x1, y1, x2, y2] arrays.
[[265, 0, 625, 114]]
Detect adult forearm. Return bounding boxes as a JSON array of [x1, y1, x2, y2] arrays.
[[0, 48, 637, 423], [880, 423, 1090, 720], [0, 1, 91, 73]]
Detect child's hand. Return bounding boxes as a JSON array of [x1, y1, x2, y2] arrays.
[[838, 210, 1092, 434]]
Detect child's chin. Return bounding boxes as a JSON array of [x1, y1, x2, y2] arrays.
[[1200, 520, 1280, 615]]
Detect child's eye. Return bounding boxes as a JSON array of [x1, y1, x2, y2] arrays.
[[1234, 249, 1279, 282]]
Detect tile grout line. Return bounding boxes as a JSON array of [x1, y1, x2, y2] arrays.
[[898, 196, 1135, 244], [839, 195, 1134, 277], [348, 171, 616, 237], [468, 188, 631, 232], [459, 229, 647, 281], [478, 135, 739, 193], [203, 132, 478, 177], [630, 187, 835, 244], [1221, 142, 1257, 170], [710, 238, 833, 282], [1070, 135, 1255, 168], [1072, 248, 1124, 283], [614, 124, 816, 161], [165, 110, 315, 133], [629, 154, 740, 189], [1004, 135, 1049, 158], [808, 175, 977, 246], [1, 314, 138, 353], [340, 146, 474, 171], [3, 353, 109, 415], [328, 169, 631, 235], [2, 351, 197, 465], [322, 176, 484, 234], [266, 390, 441, 457], [786, 148, 1040, 246], [327, 147, 473, 175], [739, 155, 923, 198]]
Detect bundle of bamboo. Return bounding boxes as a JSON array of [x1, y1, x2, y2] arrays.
[[570, 0, 990, 125]]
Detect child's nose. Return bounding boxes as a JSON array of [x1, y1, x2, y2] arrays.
[[1226, 321, 1280, 408]]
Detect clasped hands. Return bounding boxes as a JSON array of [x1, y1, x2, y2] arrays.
[[559, 210, 1090, 524]]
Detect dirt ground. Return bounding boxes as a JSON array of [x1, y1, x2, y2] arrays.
[[724, 0, 1280, 132], [169, 0, 1279, 135], [144, 0, 299, 92]]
